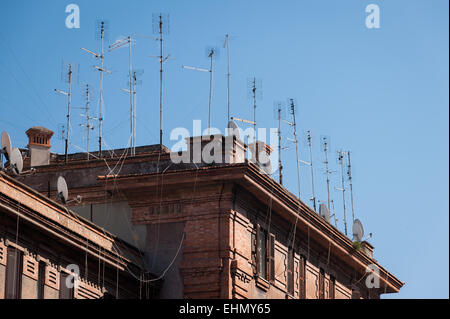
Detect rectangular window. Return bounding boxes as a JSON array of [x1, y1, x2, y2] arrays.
[[319, 268, 325, 299], [329, 275, 335, 299], [268, 234, 275, 283], [37, 262, 46, 299], [299, 255, 306, 299], [256, 225, 267, 279], [59, 272, 74, 299], [287, 246, 294, 295], [5, 247, 23, 299]]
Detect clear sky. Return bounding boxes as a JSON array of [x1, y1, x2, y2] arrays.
[[0, 0, 448, 298]]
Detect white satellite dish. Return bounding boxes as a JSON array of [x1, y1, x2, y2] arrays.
[[319, 203, 331, 222], [352, 219, 364, 242], [57, 176, 69, 204], [9, 148, 23, 175], [1, 131, 12, 161], [227, 120, 241, 140]]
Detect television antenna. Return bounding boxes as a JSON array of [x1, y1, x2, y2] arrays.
[[283, 99, 302, 200], [247, 77, 262, 144], [224, 34, 231, 121], [109, 36, 138, 156], [183, 47, 219, 135], [151, 13, 171, 148], [347, 151, 356, 223], [336, 150, 348, 236], [299, 131, 316, 211], [331, 199, 338, 227], [81, 21, 112, 157], [122, 69, 144, 155], [273, 101, 286, 185], [54, 63, 73, 164], [77, 85, 95, 160], [56, 176, 82, 205], [321, 136, 332, 210]]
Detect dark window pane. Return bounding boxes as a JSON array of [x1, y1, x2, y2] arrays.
[[59, 272, 74, 299], [5, 247, 22, 299]]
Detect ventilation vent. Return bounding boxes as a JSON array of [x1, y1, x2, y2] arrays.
[[45, 266, 60, 290], [23, 255, 38, 280], [75, 281, 102, 299], [0, 243, 5, 266]]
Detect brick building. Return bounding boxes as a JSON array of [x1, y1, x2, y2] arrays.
[[1, 126, 404, 299]]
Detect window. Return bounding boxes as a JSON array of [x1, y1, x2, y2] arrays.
[[329, 275, 335, 299], [59, 272, 74, 299], [5, 247, 23, 299], [256, 225, 267, 279], [318, 268, 325, 299], [287, 246, 294, 295], [37, 262, 46, 299], [253, 225, 275, 282], [299, 255, 306, 299]]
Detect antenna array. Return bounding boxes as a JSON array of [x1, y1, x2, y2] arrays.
[[81, 21, 111, 158], [152, 13, 171, 148], [337, 150, 348, 235], [54, 64, 72, 164], [79, 85, 95, 160]]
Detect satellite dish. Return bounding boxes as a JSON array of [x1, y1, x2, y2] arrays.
[[9, 148, 23, 175], [352, 219, 364, 242], [1, 131, 12, 161], [227, 120, 241, 140], [57, 176, 69, 205], [319, 203, 331, 222]]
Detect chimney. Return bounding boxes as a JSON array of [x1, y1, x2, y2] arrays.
[[26, 126, 54, 167], [185, 134, 246, 165], [248, 140, 272, 174], [361, 241, 374, 259]]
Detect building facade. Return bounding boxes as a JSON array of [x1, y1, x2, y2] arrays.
[[1, 127, 403, 299]]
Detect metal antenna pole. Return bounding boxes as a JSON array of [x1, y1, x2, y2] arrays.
[[323, 137, 331, 210], [338, 150, 348, 235], [290, 99, 301, 200], [55, 65, 72, 164], [84, 85, 91, 160], [224, 34, 231, 121], [347, 151, 355, 223], [66, 65, 72, 164], [278, 106, 283, 185], [159, 15, 163, 148], [99, 22, 104, 157], [307, 131, 316, 211], [207, 49, 215, 135], [252, 77, 257, 145]]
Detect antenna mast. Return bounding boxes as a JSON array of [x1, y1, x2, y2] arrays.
[[55, 64, 72, 164], [322, 136, 331, 210], [99, 22, 105, 157], [289, 99, 301, 199], [277, 104, 283, 185], [183, 47, 217, 135], [224, 34, 231, 121], [81, 21, 111, 158], [306, 131, 316, 211], [109, 36, 136, 156], [79, 85, 95, 160], [347, 151, 355, 223], [337, 150, 348, 235]]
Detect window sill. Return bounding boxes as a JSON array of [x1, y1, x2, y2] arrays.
[[255, 276, 270, 292]]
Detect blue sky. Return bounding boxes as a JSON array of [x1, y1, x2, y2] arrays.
[[0, 1, 448, 298]]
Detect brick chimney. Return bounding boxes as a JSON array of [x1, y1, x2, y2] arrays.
[[26, 126, 54, 167], [248, 140, 272, 174], [185, 134, 246, 164], [361, 241, 374, 259]]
